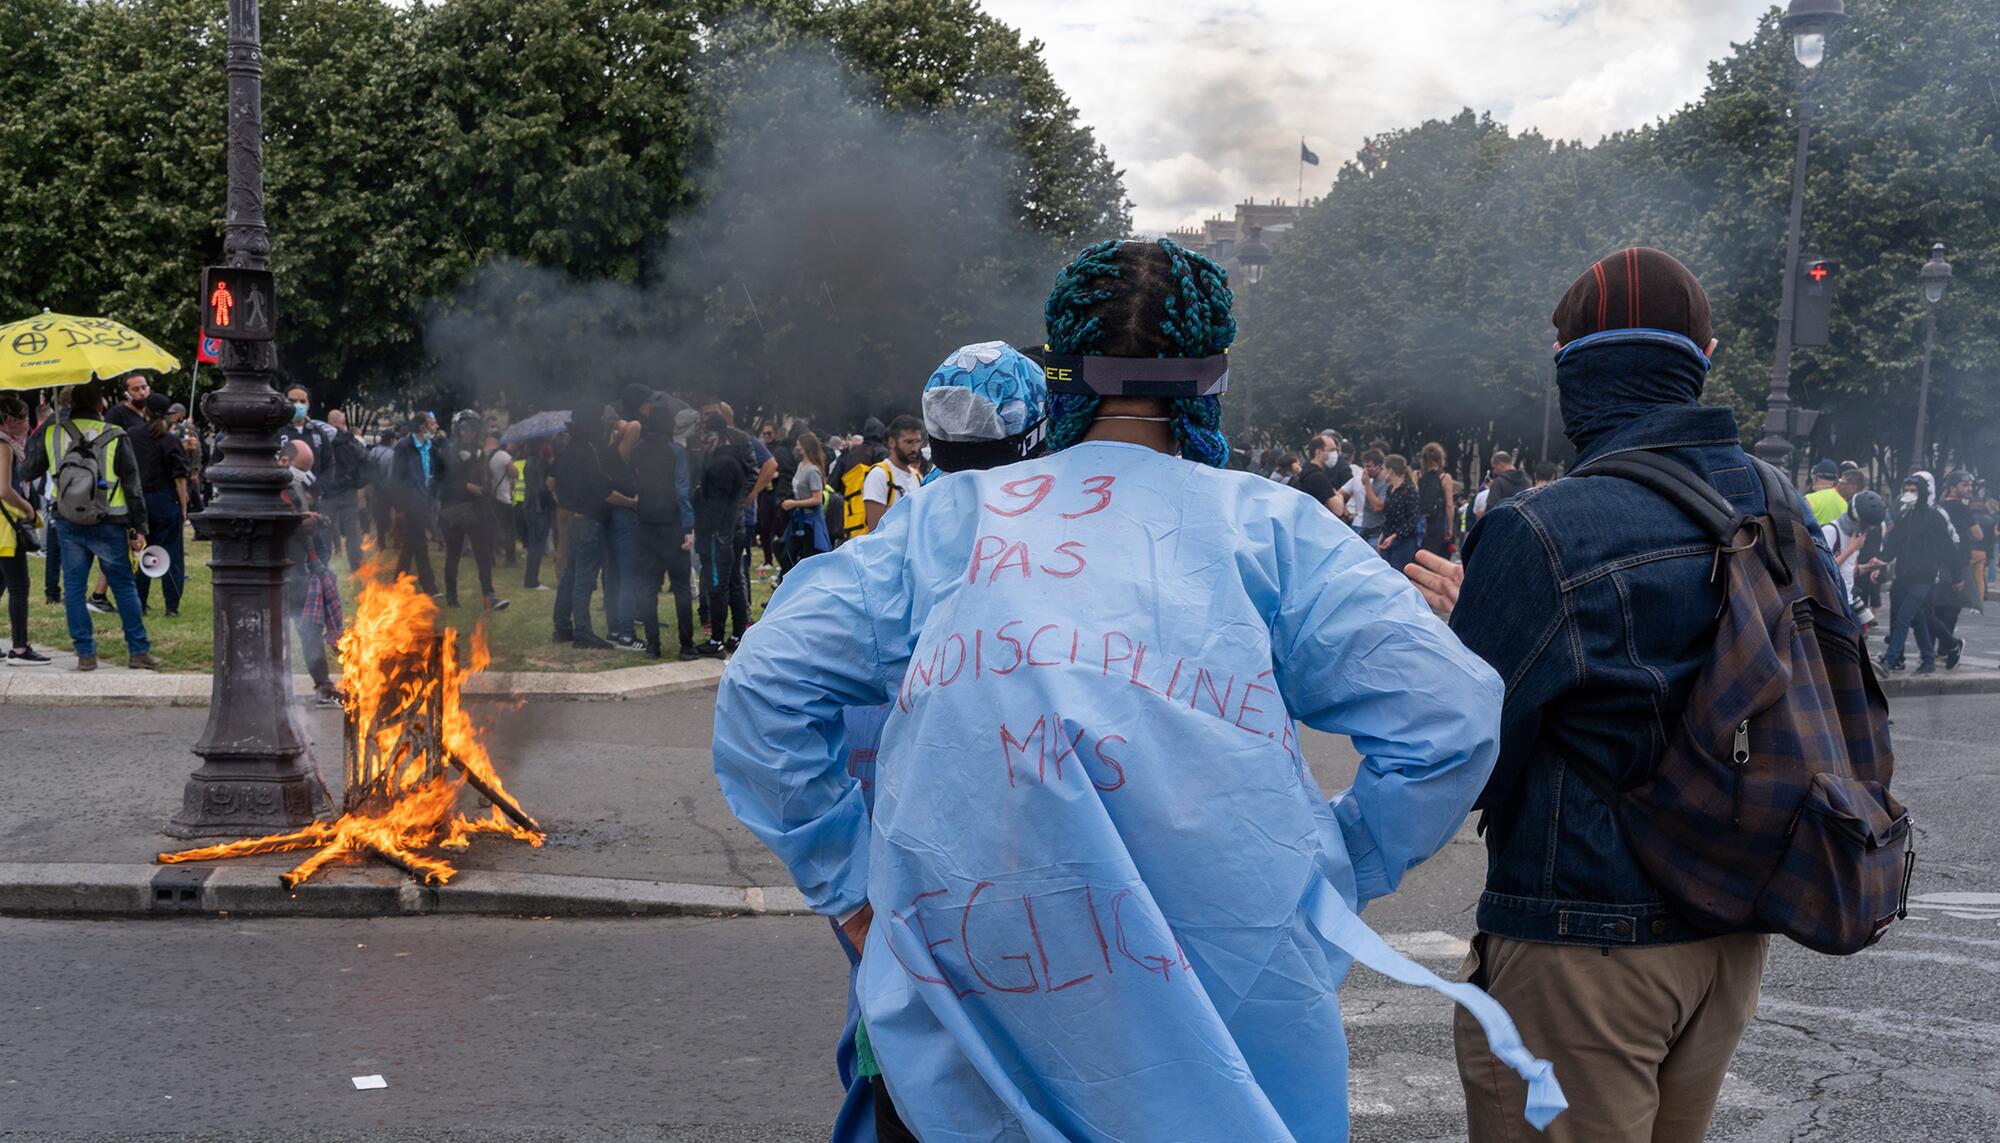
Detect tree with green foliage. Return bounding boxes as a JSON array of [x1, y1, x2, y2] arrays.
[[1250, 0, 2000, 477], [0, 0, 1128, 424]]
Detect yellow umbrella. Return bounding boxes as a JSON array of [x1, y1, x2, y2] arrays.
[[0, 312, 180, 391]]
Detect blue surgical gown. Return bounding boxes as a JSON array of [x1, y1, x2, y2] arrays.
[[716, 441, 1513, 1141]]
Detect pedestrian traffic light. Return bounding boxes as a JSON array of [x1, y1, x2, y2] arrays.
[[1794, 257, 1838, 347], [199, 266, 277, 341]]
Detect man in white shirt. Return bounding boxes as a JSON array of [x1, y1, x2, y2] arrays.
[[1337, 457, 1368, 525], [861, 414, 925, 530], [485, 432, 516, 567]]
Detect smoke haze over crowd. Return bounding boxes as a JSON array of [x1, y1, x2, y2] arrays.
[[424, 43, 1067, 429]]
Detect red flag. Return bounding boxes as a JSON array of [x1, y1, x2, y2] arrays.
[[195, 335, 222, 364]]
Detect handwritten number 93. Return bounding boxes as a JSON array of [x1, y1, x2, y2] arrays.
[[982, 475, 1115, 520]]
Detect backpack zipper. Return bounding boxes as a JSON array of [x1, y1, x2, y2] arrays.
[[1731, 720, 1751, 826]]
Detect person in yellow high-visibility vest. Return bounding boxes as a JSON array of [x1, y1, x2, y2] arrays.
[[21, 384, 157, 672]]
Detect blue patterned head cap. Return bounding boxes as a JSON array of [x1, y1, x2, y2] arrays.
[[921, 341, 1050, 472]]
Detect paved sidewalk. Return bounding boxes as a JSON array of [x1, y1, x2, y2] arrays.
[[0, 693, 1379, 921], [0, 655, 725, 705]]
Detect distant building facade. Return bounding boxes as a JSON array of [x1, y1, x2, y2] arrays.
[[1165, 198, 1305, 283]]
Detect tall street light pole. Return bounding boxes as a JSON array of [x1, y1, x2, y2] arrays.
[[1754, 0, 1845, 468], [167, 0, 323, 838], [1235, 225, 1273, 443], [1912, 242, 1953, 473]]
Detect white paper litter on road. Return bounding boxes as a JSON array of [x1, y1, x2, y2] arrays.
[[351, 1075, 387, 1090]]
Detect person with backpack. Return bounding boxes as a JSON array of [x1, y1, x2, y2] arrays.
[[1824, 489, 1888, 625], [22, 383, 157, 671], [828, 418, 889, 545], [1403, 247, 1903, 1143], [1417, 441, 1458, 557], [859, 416, 924, 533]]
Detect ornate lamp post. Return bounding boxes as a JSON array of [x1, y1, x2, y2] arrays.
[[1753, 0, 1845, 467], [166, 0, 322, 838], [1911, 242, 1953, 473], [1234, 226, 1272, 439]]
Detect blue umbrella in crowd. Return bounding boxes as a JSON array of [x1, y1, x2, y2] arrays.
[[500, 409, 570, 447]]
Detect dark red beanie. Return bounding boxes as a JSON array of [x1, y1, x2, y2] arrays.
[[1553, 247, 1712, 348]]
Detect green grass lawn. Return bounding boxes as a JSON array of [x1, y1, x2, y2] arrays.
[[17, 525, 779, 673]]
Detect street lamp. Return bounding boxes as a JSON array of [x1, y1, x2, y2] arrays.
[[1911, 242, 1953, 472], [1753, 0, 1846, 468], [1234, 226, 1273, 440], [166, 0, 323, 838], [1237, 225, 1272, 287]]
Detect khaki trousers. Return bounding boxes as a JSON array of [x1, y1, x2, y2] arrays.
[[1454, 931, 1769, 1143]]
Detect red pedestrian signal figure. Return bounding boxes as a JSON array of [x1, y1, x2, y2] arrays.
[[200, 265, 275, 340], [210, 279, 235, 328]]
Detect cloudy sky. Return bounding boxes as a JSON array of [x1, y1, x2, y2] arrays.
[[980, 0, 1775, 232]]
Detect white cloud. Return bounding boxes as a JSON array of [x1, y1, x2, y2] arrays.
[[981, 0, 1773, 232]]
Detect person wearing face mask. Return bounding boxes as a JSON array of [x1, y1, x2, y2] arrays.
[[276, 384, 336, 482], [1879, 472, 1965, 675]]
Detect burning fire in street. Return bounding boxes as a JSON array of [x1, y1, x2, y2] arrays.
[[159, 568, 544, 888]]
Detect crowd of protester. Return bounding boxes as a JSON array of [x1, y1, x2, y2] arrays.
[[1246, 434, 1992, 675], [0, 362, 1991, 689]]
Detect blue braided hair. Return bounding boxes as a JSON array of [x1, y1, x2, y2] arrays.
[[1041, 237, 1236, 467]]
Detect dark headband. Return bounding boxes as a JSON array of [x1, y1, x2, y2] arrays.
[[929, 418, 1048, 473], [1022, 347, 1230, 399]]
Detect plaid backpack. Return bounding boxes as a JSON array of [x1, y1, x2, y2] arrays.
[[1569, 450, 1912, 955]]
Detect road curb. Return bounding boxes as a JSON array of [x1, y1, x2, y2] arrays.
[[0, 862, 812, 920], [1879, 672, 2000, 698], [0, 659, 726, 707]]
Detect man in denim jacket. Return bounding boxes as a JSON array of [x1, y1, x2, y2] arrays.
[[1407, 249, 1770, 1143]]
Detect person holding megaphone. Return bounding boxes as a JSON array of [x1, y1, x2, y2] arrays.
[[128, 392, 191, 618]]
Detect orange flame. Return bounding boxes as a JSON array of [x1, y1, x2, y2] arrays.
[[159, 564, 544, 885]]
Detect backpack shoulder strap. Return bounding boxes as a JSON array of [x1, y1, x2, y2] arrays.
[[1568, 449, 1742, 542], [1749, 458, 1803, 586]]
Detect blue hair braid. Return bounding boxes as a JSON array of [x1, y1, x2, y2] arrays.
[[1171, 396, 1229, 467], [1046, 391, 1101, 452], [1040, 238, 1236, 466], [1043, 238, 1124, 357]]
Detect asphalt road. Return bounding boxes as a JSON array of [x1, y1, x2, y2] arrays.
[[3, 694, 1997, 1140]]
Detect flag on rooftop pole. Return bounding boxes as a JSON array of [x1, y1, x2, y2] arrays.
[[1300, 140, 1321, 166]]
